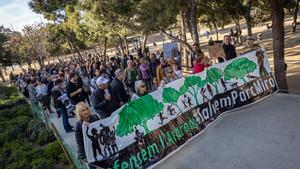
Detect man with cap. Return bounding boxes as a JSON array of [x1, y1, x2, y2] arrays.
[[111, 69, 130, 104], [240, 36, 261, 55], [91, 76, 122, 119]]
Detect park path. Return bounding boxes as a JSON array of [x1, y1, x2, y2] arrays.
[[154, 93, 300, 169]]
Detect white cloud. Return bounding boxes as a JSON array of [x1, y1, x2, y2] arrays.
[[0, 0, 47, 32]]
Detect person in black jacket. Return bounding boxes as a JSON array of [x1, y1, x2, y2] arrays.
[[219, 35, 237, 63], [52, 79, 73, 133], [66, 72, 85, 105], [75, 102, 100, 161], [111, 69, 130, 104], [91, 77, 122, 119]]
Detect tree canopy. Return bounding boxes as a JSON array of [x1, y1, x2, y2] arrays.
[[116, 95, 164, 137], [224, 58, 257, 82]]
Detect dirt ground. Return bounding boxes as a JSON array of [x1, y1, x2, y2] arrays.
[[2, 16, 299, 93]]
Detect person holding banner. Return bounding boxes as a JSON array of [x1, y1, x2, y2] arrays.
[[240, 36, 261, 55], [193, 53, 210, 74], [75, 102, 100, 167], [218, 35, 237, 63]]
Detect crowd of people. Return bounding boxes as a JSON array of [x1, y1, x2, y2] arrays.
[[11, 34, 261, 168]]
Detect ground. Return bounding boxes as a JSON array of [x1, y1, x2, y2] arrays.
[[154, 93, 300, 169]]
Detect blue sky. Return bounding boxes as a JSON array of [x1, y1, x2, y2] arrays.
[[0, 0, 46, 32]]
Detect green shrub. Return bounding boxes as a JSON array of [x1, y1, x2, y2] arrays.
[[25, 119, 46, 141], [31, 157, 54, 169], [37, 130, 56, 146], [44, 142, 63, 160], [0, 85, 70, 169]]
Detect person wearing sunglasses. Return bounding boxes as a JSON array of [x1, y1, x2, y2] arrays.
[[131, 80, 148, 100], [164, 67, 177, 84]]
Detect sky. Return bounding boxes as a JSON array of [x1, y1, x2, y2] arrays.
[[0, 0, 47, 32]]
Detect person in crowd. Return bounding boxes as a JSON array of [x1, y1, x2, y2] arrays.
[[111, 69, 130, 103], [219, 35, 237, 63], [52, 79, 74, 133], [80, 72, 92, 107], [106, 62, 115, 81], [164, 67, 177, 84], [90, 69, 100, 92], [190, 43, 203, 68], [36, 78, 53, 115], [149, 53, 159, 78], [240, 36, 261, 55], [131, 80, 148, 100], [90, 62, 98, 79], [139, 57, 152, 91], [156, 57, 169, 85], [75, 102, 100, 162], [27, 79, 38, 106], [124, 59, 140, 93], [91, 77, 122, 119], [193, 54, 210, 74], [66, 72, 85, 105], [159, 80, 166, 89], [173, 62, 183, 78]]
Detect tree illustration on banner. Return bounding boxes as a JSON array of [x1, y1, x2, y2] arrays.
[[116, 95, 164, 137], [205, 68, 223, 94], [224, 58, 257, 83], [162, 87, 184, 113], [179, 76, 206, 105]]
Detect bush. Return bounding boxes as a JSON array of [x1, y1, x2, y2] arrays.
[[0, 85, 71, 169], [25, 119, 46, 141], [37, 130, 56, 146]]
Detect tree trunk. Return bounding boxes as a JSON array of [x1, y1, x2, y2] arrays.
[[25, 57, 32, 69], [190, 0, 200, 46], [3, 67, 7, 75], [184, 11, 193, 37], [103, 37, 108, 62], [244, 0, 253, 36], [292, 0, 299, 32], [142, 33, 148, 55], [37, 56, 43, 68], [245, 15, 252, 36], [180, 10, 188, 67], [212, 20, 219, 41], [34, 62, 37, 69], [234, 18, 243, 45], [123, 36, 129, 55], [271, 0, 289, 92], [0, 68, 5, 82], [118, 35, 125, 56]]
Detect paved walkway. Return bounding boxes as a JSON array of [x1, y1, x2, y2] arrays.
[[154, 93, 300, 169]]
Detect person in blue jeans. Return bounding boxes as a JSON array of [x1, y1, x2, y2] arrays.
[[52, 79, 74, 133]]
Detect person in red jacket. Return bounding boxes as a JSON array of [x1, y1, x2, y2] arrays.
[[193, 55, 210, 74]]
